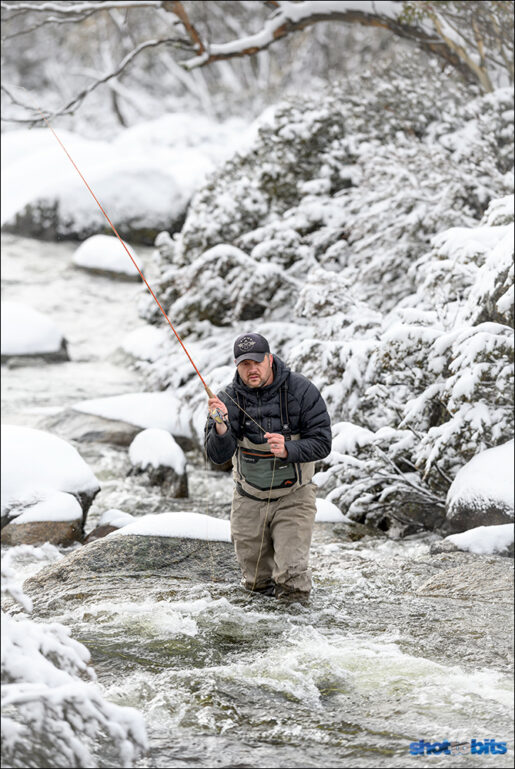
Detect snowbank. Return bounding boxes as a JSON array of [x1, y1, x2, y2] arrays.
[[113, 512, 231, 542], [72, 234, 139, 277], [1, 301, 66, 357], [129, 428, 186, 474], [73, 391, 192, 438], [1, 425, 99, 521], [445, 523, 514, 556], [1, 554, 148, 767]]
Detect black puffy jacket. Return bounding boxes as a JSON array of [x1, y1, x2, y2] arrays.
[[205, 356, 331, 465]]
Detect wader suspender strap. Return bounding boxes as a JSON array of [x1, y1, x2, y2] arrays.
[[279, 381, 291, 440]]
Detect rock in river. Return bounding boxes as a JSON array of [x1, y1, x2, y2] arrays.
[[23, 513, 239, 598]]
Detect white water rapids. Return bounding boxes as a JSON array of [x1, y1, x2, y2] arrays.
[[1, 234, 513, 768]]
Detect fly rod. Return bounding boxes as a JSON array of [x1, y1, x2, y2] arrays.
[[32, 105, 218, 399]]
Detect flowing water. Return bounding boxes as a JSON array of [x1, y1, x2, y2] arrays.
[[2, 234, 513, 768]]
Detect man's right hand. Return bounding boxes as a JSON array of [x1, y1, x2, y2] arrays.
[[208, 395, 229, 435]]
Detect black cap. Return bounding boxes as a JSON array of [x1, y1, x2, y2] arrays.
[[233, 333, 270, 365]]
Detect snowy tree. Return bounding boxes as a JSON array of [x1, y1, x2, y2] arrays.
[[2, 1, 513, 130], [1, 549, 148, 768]]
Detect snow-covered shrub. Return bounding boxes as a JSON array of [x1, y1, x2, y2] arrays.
[[1, 550, 148, 768], [301, 195, 514, 533]]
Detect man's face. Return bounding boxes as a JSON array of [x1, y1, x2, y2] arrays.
[[237, 354, 274, 388]]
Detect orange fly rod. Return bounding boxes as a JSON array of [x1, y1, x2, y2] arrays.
[[36, 109, 217, 399]]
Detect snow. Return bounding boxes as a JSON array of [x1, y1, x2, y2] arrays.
[[1, 113, 252, 234], [315, 498, 348, 522], [447, 440, 514, 514], [1, 301, 65, 356], [72, 234, 139, 276], [1, 425, 99, 518], [446, 524, 514, 555], [1, 560, 148, 767], [121, 325, 169, 361], [129, 428, 186, 474], [73, 391, 192, 438], [11, 491, 83, 525], [330, 421, 375, 455], [97, 509, 135, 529], [113, 512, 231, 542]]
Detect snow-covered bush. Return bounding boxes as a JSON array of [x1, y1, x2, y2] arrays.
[[1, 549, 148, 768], [300, 195, 514, 533]]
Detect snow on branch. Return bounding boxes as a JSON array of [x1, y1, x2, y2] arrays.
[[1, 552, 148, 768], [177, 0, 476, 87], [0, 1, 163, 13]]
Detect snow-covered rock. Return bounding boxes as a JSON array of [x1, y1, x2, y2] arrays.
[[113, 512, 230, 541], [315, 498, 347, 522], [445, 440, 514, 532], [72, 234, 140, 279], [128, 429, 188, 498], [83, 508, 135, 544], [72, 391, 193, 445], [1, 425, 100, 545], [1, 301, 68, 362], [441, 523, 514, 557], [23, 514, 238, 593], [1, 113, 251, 243]]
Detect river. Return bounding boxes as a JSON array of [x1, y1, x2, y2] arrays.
[[1, 233, 513, 768]]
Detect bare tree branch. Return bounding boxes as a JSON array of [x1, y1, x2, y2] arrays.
[[177, 0, 480, 88], [161, 0, 206, 55], [1, 10, 97, 39], [0, 1, 163, 13], [1, 36, 191, 123]]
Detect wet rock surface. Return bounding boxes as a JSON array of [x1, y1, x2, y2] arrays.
[[23, 533, 239, 595], [415, 551, 514, 602], [38, 409, 142, 446], [1, 519, 83, 546]]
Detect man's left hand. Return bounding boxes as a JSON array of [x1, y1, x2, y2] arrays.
[[264, 432, 288, 459]]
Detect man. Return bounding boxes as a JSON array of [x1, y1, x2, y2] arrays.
[[205, 332, 331, 602]]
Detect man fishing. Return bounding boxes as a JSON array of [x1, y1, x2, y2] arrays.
[[205, 332, 331, 602]]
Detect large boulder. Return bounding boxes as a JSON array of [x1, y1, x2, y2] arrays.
[[445, 441, 514, 533], [1, 426, 100, 545], [23, 513, 238, 596]]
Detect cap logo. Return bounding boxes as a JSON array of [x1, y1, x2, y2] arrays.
[[238, 336, 256, 352]]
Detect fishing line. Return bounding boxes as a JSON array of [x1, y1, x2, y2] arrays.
[[14, 87, 214, 397]]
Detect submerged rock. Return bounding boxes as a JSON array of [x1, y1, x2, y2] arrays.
[[416, 551, 513, 602], [23, 533, 239, 596]]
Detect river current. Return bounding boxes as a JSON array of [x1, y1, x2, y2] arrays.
[[1, 234, 513, 768]]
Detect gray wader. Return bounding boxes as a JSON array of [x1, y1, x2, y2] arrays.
[[231, 434, 316, 596]]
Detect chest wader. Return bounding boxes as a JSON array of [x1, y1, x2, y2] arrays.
[[232, 382, 315, 501]]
